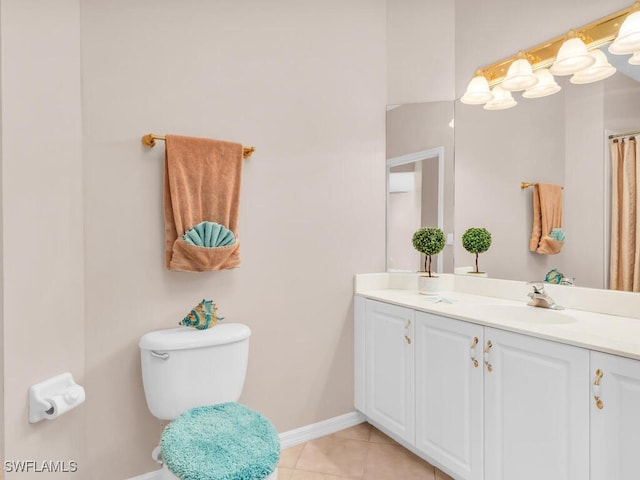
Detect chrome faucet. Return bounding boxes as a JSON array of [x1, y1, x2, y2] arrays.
[[527, 282, 563, 310]]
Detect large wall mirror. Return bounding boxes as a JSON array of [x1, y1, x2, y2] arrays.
[[387, 52, 640, 290], [455, 47, 640, 290], [386, 101, 455, 274]]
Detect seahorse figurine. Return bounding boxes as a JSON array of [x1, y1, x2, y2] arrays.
[[544, 268, 563, 285], [179, 299, 224, 330]]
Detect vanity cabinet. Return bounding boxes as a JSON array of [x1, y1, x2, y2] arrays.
[[364, 299, 415, 444], [414, 311, 484, 480], [357, 297, 592, 480], [590, 351, 640, 480], [483, 328, 589, 480]]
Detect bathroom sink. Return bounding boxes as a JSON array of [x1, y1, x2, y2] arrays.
[[473, 303, 576, 324]]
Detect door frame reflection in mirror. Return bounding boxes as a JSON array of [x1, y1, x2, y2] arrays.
[[386, 147, 445, 273]]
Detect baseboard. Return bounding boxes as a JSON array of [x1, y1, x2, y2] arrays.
[[127, 411, 367, 479], [278, 410, 366, 449], [126, 470, 161, 480]]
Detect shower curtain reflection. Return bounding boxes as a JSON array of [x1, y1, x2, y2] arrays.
[[610, 136, 640, 292]]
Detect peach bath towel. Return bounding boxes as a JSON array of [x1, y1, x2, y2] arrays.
[[529, 183, 564, 255], [164, 135, 243, 272]]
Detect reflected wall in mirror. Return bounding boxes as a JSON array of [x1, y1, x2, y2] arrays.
[[386, 102, 454, 274], [454, 50, 640, 289], [387, 148, 443, 272]]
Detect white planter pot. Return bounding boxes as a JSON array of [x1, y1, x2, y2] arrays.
[[418, 275, 443, 295]]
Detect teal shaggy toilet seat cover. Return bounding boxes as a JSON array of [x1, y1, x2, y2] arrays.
[[161, 402, 280, 480]]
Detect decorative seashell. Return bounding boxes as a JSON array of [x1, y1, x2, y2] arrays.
[[179, 299, 224, 330], [549, 228, 566, 242], [182, 221, 236, 248], [545, 268, 563, 285]]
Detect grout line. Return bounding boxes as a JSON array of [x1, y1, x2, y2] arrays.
[[283, 422, 440, 480], [293, 441, 307, 470], [360, 428, 374, 480], [291, 466, 362, 479]]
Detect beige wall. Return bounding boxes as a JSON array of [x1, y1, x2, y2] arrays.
[[387, 0, 455, 104], [1, 0, 85, 476], [388, 165, 422, 271], [421, 157, 439, 229], [0, 0, 4, 463], [563, 82, 605, 288], [604, 72, 640, 132], [80, 1, 386, 477]]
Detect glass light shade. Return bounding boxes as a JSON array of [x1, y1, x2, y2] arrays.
[[608, 41, 632, 55], [629, 51, 640, 65], [550, 37, 596, 75], [570, 50, 616, 84], [522, 69, 561, 98], [501, 58, 539, 91], [609, 11, 640, 55], [483, 85, 517, 110], [461, 75, 493, 105]]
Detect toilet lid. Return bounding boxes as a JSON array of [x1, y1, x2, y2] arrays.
[[161, 402, 280, 480]]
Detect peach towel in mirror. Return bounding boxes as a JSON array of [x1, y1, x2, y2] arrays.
[[164, 135, 243, 272], [529, 183, 564, 255]]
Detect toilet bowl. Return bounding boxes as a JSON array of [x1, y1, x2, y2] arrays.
[[139, 324, 279, 480]]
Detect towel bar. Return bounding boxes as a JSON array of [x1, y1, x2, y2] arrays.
[[608, 130, 640, 140], [521, 182, 563, 190], [141, 133, 255, 159]]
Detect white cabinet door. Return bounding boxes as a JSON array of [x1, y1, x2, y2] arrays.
[[591, 351, 640, 480], [365, 299, 415, 444], [484, 328, 589, 480], [415, 311, 484, 480]]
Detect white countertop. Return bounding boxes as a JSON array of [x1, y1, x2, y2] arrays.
[[357, 288, 640, 361]]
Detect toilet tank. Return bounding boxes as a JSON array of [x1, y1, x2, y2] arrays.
[[139, 324, 251, 420]]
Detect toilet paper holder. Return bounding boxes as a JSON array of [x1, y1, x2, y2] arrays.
[[29, 372, 85, 423]]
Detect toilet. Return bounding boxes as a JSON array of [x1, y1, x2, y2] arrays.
[[139, 324, 279, 480]]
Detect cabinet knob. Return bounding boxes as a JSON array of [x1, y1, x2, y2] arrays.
[[405, 335, 412, 345], [470, 336, 479, 368], [484, 340, 493, 372], [593, 369, 604, 409]]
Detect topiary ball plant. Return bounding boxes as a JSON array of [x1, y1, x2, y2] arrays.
[[412, 227, 446, 277], [461, 227, 492, 273]]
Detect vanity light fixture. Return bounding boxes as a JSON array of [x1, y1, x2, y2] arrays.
[[522, 69, 561, 98], [483, 85, 517, 110], [609, 4, 640, 54], [502, 51, 538, 91], [461, 2, 640, 109], [550, 32, 596, 75], [570, 49, 617, 84], [460, 71, 493, 105], [608, 41, 634, 55]]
